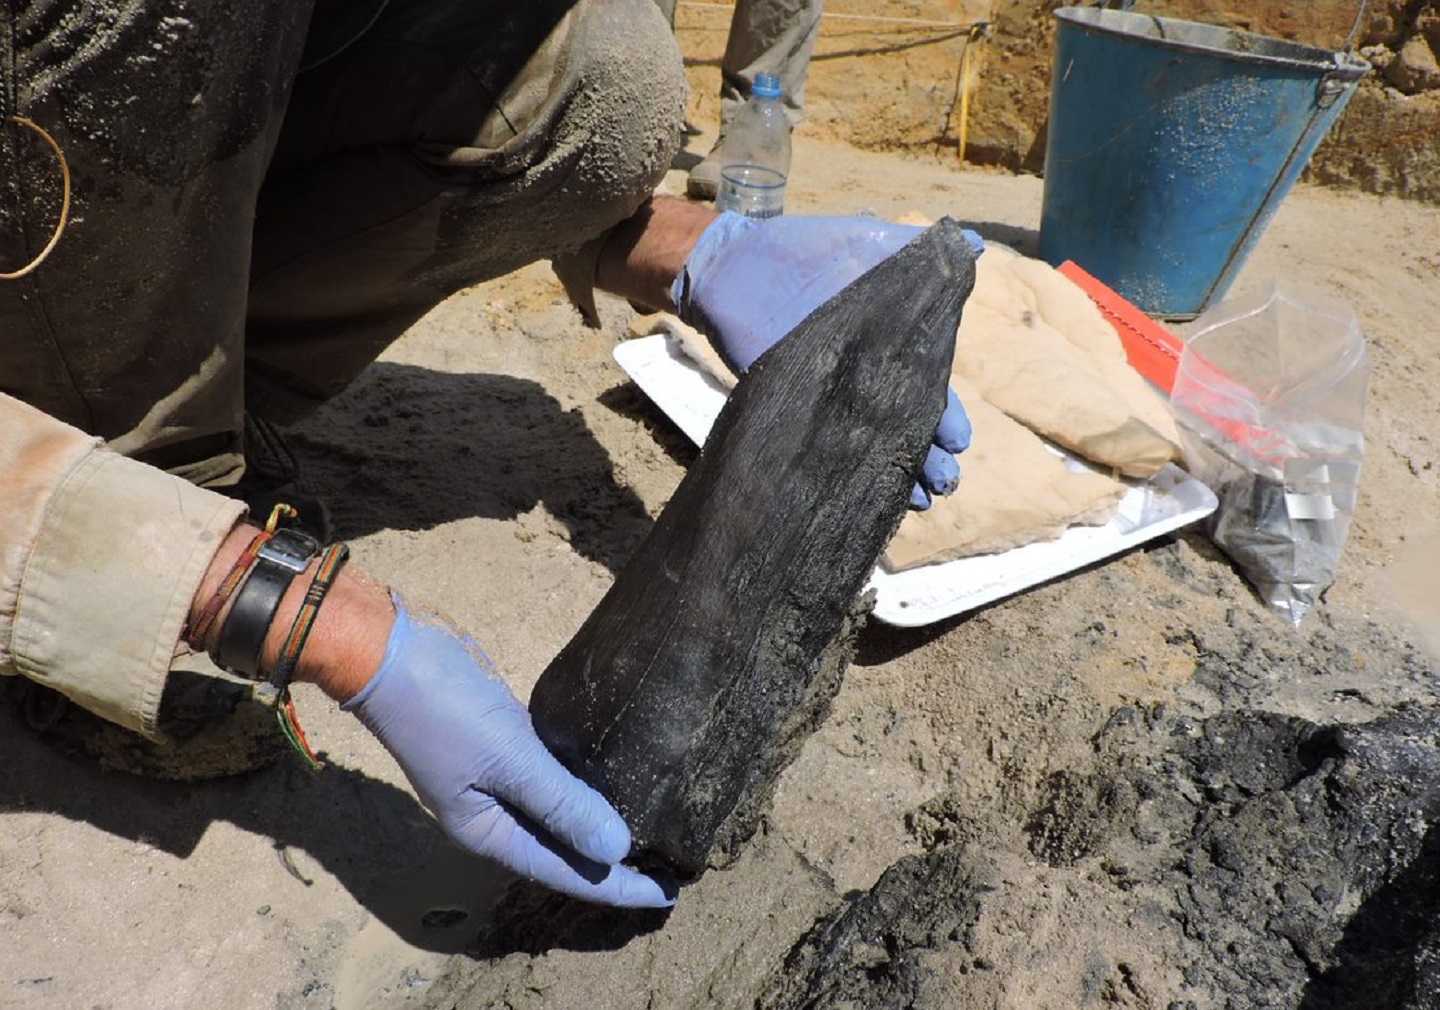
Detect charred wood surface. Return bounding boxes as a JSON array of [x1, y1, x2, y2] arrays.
[[530, 219, 978, 878], [758, 844, 989, 1010]]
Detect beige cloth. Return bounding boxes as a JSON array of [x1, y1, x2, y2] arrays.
[[630, 312, 740, 390], [1002, 251, 1180, 450], [883, 379, 1125, 569], [954, 245, 1181, 479], [0, 394, 244, 737]]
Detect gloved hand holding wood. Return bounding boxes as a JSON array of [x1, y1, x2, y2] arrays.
[[671, 212, 984, 508], [533, 219, 979, 879], [343, 598, 676, 909]]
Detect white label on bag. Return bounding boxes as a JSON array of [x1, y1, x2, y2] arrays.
[[1285, 491, 1338, 522]]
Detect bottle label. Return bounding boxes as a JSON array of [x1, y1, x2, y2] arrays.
[[715, 164, 786, 219]]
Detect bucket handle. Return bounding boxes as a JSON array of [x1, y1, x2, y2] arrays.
[[1091, 0, 1372, 55], [1341, 0, 1372, 53]]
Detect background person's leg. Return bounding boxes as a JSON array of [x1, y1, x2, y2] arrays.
[[719, 0, 825, 129], [243, 0, 687, 424], [686, 0, 824, 198]]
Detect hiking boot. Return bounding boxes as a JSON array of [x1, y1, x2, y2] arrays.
[[230, 413, 333, 541], [686, 140, 725, 201]]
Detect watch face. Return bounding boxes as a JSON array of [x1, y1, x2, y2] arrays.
[[259, 529, 320, 573]]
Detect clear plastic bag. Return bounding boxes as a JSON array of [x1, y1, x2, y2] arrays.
[[1170, 281, 1369, 627]]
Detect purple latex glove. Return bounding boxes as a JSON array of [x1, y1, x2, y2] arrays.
[[344, 597, 674, 908], [672, 213, 982, 509]]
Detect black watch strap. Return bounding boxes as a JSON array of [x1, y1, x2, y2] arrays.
[[215, 528, 319, 678]]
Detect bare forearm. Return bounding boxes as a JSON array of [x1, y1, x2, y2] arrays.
[[189, 525, 394, 703], [183, 199, 721, 701], [595, 195, 716, 311]]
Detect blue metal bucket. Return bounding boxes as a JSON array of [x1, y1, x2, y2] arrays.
[[1037, 8, 1369, 318]]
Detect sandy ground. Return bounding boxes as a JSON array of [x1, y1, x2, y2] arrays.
[[3, 122, 1440, 1009]]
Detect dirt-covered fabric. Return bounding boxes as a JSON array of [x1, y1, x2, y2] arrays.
[[0, 0, 683, 733], [0, 0, 684, 476]]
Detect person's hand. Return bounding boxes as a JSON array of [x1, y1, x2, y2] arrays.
[[343, 597, 674, 908], [670, 212, 983, 509]]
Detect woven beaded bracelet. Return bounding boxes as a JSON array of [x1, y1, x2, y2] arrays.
[[257, 541, 352, 770]]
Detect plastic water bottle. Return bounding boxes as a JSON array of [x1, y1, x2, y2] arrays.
[[714, 72, 791, 219]]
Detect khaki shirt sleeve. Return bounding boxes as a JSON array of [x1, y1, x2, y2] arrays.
[[0, 393, 245, 738]]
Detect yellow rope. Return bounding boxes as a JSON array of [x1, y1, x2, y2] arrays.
[[956, 24, 988, 165], [1, 115, 72, 280]]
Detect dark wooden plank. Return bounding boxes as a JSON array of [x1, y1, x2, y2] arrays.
[[530, 218, 978, 878]]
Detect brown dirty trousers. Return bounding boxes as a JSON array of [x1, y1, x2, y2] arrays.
[[0, 0, 685, 487]]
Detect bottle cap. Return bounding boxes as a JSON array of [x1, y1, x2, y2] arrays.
[[751, 73, 782, 99]]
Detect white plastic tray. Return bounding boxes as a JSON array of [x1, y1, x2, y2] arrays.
[[613, 334, 1218, 627]]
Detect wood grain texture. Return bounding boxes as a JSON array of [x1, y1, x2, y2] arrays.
[[530, 219, 978, 878]]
